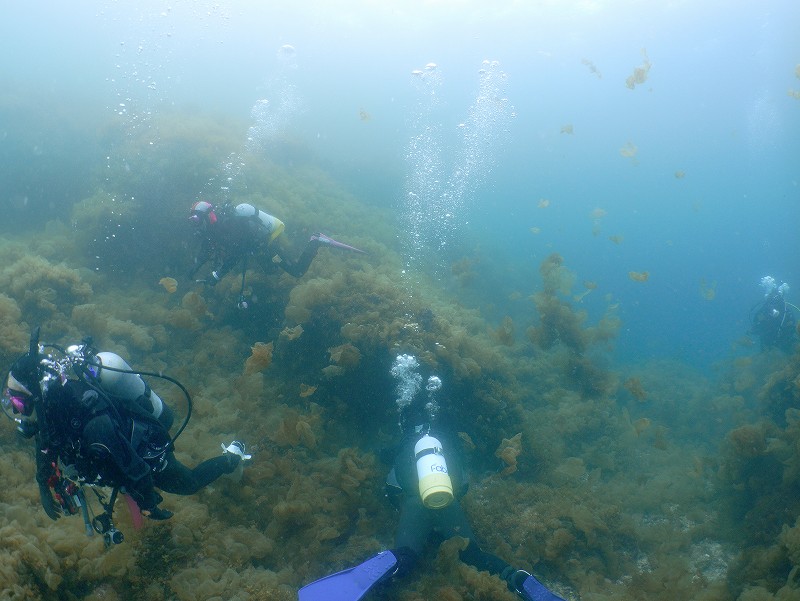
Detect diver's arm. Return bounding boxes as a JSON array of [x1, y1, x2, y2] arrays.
[[188, 238, 214, 280], [205, 254, 241, 285], [34, 434, 62, 520]]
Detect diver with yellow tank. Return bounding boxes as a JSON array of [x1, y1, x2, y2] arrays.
[[298, 354, 567, 601]]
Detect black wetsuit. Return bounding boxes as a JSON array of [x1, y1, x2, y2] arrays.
[[34, 379, 239, 516], [189, 204, 319, 283], [387, 431, 513, 578], [752, 293, 796, 352]]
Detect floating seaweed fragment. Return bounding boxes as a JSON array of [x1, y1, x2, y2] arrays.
[[560, 124, 574, 134], [700, 278, 717, 301], [582, 58, 602, 78], [299, 383, 317, 398], [244, 341, 273, 374], [590, 208, 607, 236], [628, 271, 649, 282], [624, 377, 648, 401], [633, 417, 651, 436], [789, 65, 800, 95], [328, 343, 361, 368], [539, 252, 577, 296], [674, 170, 686, 179], [322, 365, 344, 378], [791, 65, 800, 97], [625, 48, 651, 89], [495, 432, 522, 476], [458, 431, 476, 450], [620, 141, 638, 159], [608, 234, 624, 244], [159, 276, 177, 293], [537, 198, 550, 209], [295, 419, 316, 448]]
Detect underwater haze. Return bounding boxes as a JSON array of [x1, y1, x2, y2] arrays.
[[3, 0, 798, 366], [2, 1, 800, 600]]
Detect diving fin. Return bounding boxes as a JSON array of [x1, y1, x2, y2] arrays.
[[518, 571, 567, 601], [312, 233, 367, 254], [298, 550, 397, 601]]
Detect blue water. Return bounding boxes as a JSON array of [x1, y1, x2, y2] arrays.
[[0, 0, 800, 598], [2, 0, 798, 369]]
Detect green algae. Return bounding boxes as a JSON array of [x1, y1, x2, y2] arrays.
[[0, 110, 797, 601]]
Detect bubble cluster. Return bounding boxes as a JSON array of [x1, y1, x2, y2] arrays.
[[401, 59, 514, 287], [205, 152, 247, 203], [424, 375, 443, 422], [245, 44, 303, 154], [390, 354, 422, 414], [760, 275, 789, 298], [451, 60, 513, 213], [277, 44, 296, 63]]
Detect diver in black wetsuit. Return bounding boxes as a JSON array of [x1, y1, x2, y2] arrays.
[[298, 355, 567, 601], [750, 276, 797, 352], [385, 425, 540, 593], [187, 200, 364, 308], [2, 329, 251, 530]]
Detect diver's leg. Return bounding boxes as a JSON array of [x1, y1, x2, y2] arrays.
[[392, 495, 434, 575], [276, 239, 320, 278], [434, 499, 511, 575], [154, 451, 239, 495]]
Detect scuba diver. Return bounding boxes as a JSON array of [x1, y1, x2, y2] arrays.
[[1, 328, 252, 546], [750, 276, 797, 352], [299, 354, 567, 601], [187, 200, 365, 308]]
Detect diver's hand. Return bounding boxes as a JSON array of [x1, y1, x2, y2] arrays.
[[38, 482, 62, 521], [206, 271, 221, 287]]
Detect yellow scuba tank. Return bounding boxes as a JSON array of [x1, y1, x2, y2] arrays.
[[414, 434, 454, 508]]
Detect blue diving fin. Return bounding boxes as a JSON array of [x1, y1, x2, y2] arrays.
[[298, 550, 398, 601], [518, 571, 567, 601]]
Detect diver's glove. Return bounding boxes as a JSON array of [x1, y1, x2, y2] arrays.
[[206, 271, 221, 287], [222, 440, 252, 461], [38, 481, 62, 521]]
